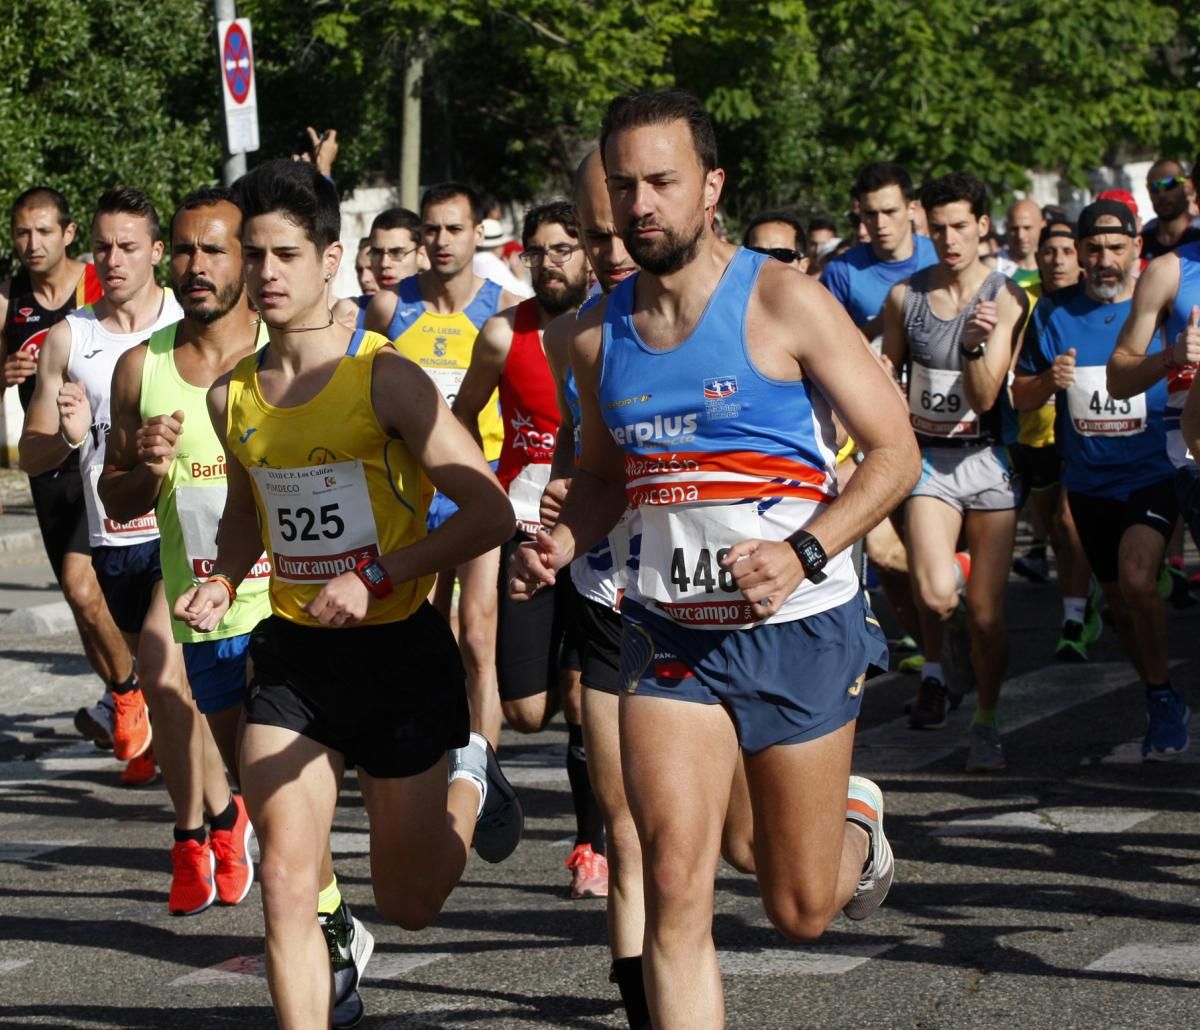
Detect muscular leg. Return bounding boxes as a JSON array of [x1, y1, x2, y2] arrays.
[[241, 724, 342, 1030], [359, 756, 479, 929], [963, 509, 1018, 712], [905, 497, 965, 663], [457, 548, 503, 747], [205, 705, 244, 787], [61, 551, 131, 684], [746, 721, 868, 939], [621, 695, 738, 1029], [720, 755, 755, 875], [1118, 526, 1169, 684]]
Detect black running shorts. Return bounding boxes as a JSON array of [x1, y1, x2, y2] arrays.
[[1067, 477, 1178, 584], [29, 454, 90, 584]]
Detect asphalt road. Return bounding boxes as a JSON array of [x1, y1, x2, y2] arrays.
[[1, 499, 1198, 1029]]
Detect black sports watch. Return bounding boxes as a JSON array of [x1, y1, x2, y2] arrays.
[[790, 531, 828, 584], [354, 556, 393, 599], [960, 340, 987, 361]]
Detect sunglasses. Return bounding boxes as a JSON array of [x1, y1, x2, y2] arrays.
[[1148, 176, 1183, 194], [749, 245, 803, 264]]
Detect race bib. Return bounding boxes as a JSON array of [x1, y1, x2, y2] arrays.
[[423, 366, 467, 407], [909, 363, 979, 439], [1066, 365, 1146, 437], [249, 460, 379, 584], [175, 485, 269, 580], [85, 465, 158, 538], [637, 503, 760, 627], [509, 462, 551, 535]]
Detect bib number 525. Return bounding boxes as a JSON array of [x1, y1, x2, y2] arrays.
[[276, 504, 345, 542], [670, 547, 738, 595]]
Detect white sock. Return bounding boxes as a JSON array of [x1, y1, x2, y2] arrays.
[[924, 661, 944, 684], [1062, 597, 1087, 625], [449, 731, 489, 818]]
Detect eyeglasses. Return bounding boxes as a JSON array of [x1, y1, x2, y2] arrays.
[[1148, 176, 1183, 194], [748, 245, 803, 264], [369, 245, 419, 262], [520, 244, 582, 268]]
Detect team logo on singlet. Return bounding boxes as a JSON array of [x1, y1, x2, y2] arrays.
[[433, 336, 448, 357], [14, 307, 37, 324], [308, 447, 338, 464], [703, 376, 738, 399]]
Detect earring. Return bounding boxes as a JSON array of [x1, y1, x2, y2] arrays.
[[324, 273, 331, 281]]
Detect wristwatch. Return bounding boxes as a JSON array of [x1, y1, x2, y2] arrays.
[[790, 531, 828, 584], [961, 340, 987, 361], [354, 556, 393, 599]]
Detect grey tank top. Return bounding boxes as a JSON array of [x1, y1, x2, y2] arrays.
[[903, 269, 1009, 446]]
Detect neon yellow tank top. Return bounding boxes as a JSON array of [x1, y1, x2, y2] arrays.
[[140, 323, 271, 644], [225, 329, 434, 627]]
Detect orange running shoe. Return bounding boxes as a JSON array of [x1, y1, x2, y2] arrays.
[[564, 843, 609, 899], [211, 795, 255, 906], [120, 746, 157, 787], [169, 838, 216, 916], [111, 688, 152, 761]]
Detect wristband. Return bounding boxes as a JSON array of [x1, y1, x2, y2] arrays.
[[61, 428, 84, 450], [206, 573, 237, 604]]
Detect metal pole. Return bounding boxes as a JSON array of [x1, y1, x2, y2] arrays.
[[215, 0, 246, 185]]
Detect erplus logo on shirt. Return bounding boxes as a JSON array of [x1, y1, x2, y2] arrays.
[[703, 376, 738, 400], [14, 307, 37, 324]]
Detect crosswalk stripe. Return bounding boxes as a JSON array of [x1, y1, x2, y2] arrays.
[[932, 808, 1156, 836], [720, 942, 893, 975], [1085, 943, 1200, 976], [854, 662, 1147, 772], [0, 839, 87, 862], [0, 960, 32, 976], [364, 953, 450, 981]]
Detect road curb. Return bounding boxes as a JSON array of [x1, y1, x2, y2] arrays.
[[0, 600, 74, 636], [0, 529, 42, 554]]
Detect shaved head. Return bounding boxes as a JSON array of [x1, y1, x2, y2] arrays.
[[572, 147, 637, 293], [1005, 198, 1044, 263]]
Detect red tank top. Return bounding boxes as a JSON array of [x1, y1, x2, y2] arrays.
[[496, 298, 561, 533]]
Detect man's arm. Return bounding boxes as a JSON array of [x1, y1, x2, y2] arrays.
[[541, 310, 579, 527], [450, 308, 513, 449], [363, 286, 400, 337], [0, 279, 34, 388], [879, 282, 909, 378], [98, 344, 179, 522], [960, 281, 1027, 414], [18, 320, 84, 475], [1107, 254, 1180, 399]]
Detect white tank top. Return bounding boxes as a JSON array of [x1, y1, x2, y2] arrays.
[[65, 289, 183, 547]]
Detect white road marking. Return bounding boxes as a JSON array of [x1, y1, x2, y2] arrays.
[[720, 942, 893, 976], [364, 953, 451, 981], [1099, 711, 1200, 764], [0, 839, 87, 862], [932, 808, 1156, 837], [0, 960, 32, 976], [171, 954, 265, 986], [855, 663, 1150, 772], [1085, 943, 1200, 976]]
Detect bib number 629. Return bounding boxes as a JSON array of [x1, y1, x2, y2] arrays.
[[276, 504, 345, 542]]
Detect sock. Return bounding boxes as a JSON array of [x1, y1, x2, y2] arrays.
[[317, 876, 341, 918], [208, 795, 237, 832], [109, 671, 138, 695], [923, 661, 943, 684], [1146, 680, 1172, 697], [972, 707, 998, 728], [1062, 597, 1087, 624], [173, 825, 207, 845], [448, 732, 489, 818], [609, 956, 651, 1030], [567, 722, 607, 856]]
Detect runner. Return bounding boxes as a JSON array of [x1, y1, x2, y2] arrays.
[[1140, 158, 1200, 262], [881, 172, 1028, 771], [173, 159, 521, 1029], [332, 238, 378, 330], [511, 91, 918, 1028], [1015, 199, 1186, 758], [999, 198, 1044, 289], [1, 187, 134, 757], [368, 182, 523, 748], [17, 187, 234, 911], [743, 211, 808, 272], [452, 200, 607, 897], [358, 207, 424, 332]]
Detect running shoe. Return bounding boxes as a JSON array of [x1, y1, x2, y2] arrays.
[[565, 844, 609, 899], [1054, 620, 1088, 662], [843, 776, 893, 920], [74, 697, 114, 750], [120, 746, 157, 786], [1158, 564, 1196, 610], [320, 901, 375, 1030], [169, 839, 217, 916], [1012, 546, 1050, 584], [111, 688, 152, 761], [1083, 584, 1104, 645], [964, 723, 1006, 773], [1142, 688, 1191, 760], [893, 634, 919, 654], [473, 740, 524, 864], [211, 795, 255, 906], [953, 551, 972, 592], [908, 677, 948, 729], [898, 652, 925, 675]]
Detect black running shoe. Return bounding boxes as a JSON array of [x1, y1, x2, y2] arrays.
[[909, 677, 948, 730], [320, 901, 374, 1030], [474, 740, 524, 864]]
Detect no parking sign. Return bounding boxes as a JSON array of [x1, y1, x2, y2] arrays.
[[217, 18, 259, 155]]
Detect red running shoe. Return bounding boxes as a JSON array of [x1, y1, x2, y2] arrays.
[[211, 795, 255, 906], [111, 688, 152, 761], [169, 839, 216, 916], [564, 843, 609, 899], [120, 746, 157, 786]]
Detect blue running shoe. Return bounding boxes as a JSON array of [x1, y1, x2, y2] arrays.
[[1142, 688, 1191, 760]]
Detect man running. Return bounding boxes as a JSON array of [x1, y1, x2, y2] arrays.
[[1, 187, 133, 755], [743, 211, 808, 272], [881, 172, 1028, 771], [999, 198, 1045, 289], [1016, 199, 1186, 758], [452, 200, 608, 897], [1140, 158, 1200, 262], [367, 183, 524, 748], [17, 187, 231, 910], [512, 90, 918, 1028], [174, 159, 521, 1030], [358, 207, 424, 329]]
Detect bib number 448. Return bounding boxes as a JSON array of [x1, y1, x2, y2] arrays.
[[276, 504, 345, 542], [669, 546, 738, 595]]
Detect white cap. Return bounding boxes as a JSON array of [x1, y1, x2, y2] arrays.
[[480, 218, 513, 249]]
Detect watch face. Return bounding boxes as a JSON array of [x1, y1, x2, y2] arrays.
[[801, 541, 823, 566], [362, 560, 386, 586]]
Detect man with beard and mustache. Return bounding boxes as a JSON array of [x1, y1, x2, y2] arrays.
[[99, 188, 267, 916], [881, 173, 1028, 774], [1016, 200, 1188, 759], [453, 201, 607, 896], [1140, 158, 1200, 262], [511, 91, 918, 1028]]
